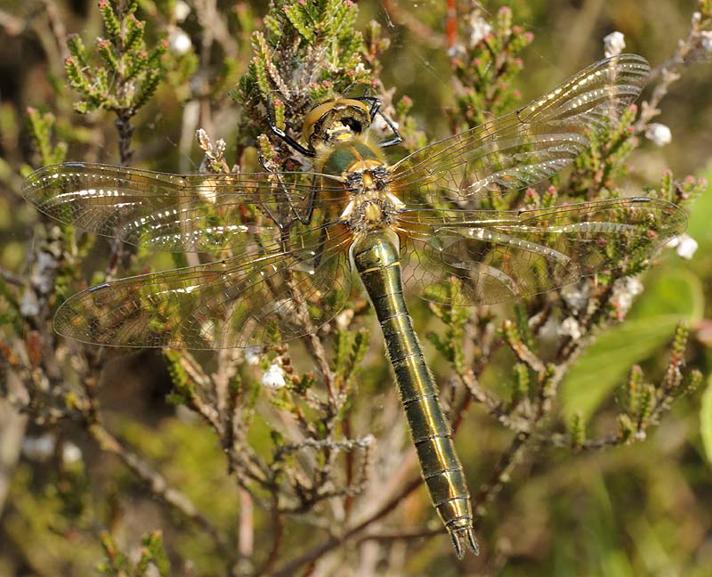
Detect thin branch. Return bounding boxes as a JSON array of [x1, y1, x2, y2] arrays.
[[0, 8, 24, 35], [85, 419, 231, 557], [254, 496, 284, 576], [459, 367, 512, 423], [473, 431, 530, 510], [634, 9, 709, 133], [0, 267, 24, 287], [270, 475, 423, 577], [502, 320, 546, 373]]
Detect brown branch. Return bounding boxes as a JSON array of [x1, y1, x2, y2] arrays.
[[542, 432, 622, 451], [254, 496, 284, 576], [502, 320, 546, 373], [634, 10, 710, 133], [85, 420, 230, 557], [0, 8, 23, 36], [285, 275, 338, 405], [269, 475, 423, 577], [74, 376, 231, 558], [0, 266, 24, 287], [177, 353, 224, 433], [459, 367, 517, 427], [474, 431, 530, 510]]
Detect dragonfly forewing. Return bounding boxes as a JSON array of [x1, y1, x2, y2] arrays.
[[387, 54, 651, 205], [23, 162, 347, 251]]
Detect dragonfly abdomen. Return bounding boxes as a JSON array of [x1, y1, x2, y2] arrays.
[[351, 231, 478, 558]]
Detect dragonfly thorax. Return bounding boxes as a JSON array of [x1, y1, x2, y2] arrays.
[[339, 159, 404, 232]]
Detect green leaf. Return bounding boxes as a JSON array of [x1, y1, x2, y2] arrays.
[[630, 268, 705, 321], [284, 5, 315, 42], [685, 170, 712, 248], [701, 376, 712, 466], [562, 269, 704, 419]]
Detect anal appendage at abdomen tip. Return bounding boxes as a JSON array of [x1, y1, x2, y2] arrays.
[[450, 526, 480, 559]]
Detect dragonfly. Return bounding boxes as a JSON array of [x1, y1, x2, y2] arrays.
[[23, 54, 686, 558]]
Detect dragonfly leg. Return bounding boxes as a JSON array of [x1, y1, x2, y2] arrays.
[[254, 153, 316, 230], [354, 96, 403, 148], [272, 171, 319, 228], [312, 225, 329, 271], [294, 173, 318, 225], [255, 193, 287, 231], [267, 111, 316, 157], [355, 95, 383, 119]]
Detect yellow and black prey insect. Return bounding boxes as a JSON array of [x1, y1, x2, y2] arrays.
[[23, 54, 686, 557]]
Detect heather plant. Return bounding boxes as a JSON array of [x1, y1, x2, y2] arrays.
[[1, 1, 711, 576]]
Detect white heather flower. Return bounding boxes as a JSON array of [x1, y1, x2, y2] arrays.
[[645, 123, 672, 147], [558, 317, 582, 340], [31, 252, 58, 294], [603, 31, 626, 58], [262, 363, 286, 390], [169, 28, 192, 55], [611, 277, 644, 314], [20, 289, 39, 317], [22, 434, 56, 461], [62, 442, 82, 465], [335, 309, 354, 330], [668, 233, 698, 260], [700, 30, 712, 53], [560, 282, 590, 313], [23, 435, 83, 464], [371, 112, 399, 134], [358, 434, 376, 448], [447, 43, 466, 59], [537, 314, 559, 340], [468, 12, 492, 47], [244, 346, 262, 366], [174, 0, 191, 22], [676, 235, 699, 259]]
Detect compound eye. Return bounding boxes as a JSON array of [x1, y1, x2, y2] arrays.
[[341, 117, 363, 133]]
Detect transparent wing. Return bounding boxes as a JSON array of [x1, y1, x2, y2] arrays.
[[396, 198, 686, 305], [54, 224, 354, 349], [387, 54, 651, 204], [23, 162, 348, 251]]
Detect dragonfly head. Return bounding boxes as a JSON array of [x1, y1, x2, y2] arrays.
[[303, 98, 372, 149]]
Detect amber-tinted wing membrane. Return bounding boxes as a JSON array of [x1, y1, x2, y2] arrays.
[[397, 198, 685, 305], [54, 224, 354, 349], [23, 162, 347, 251], [387, 54, 651, 204]]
